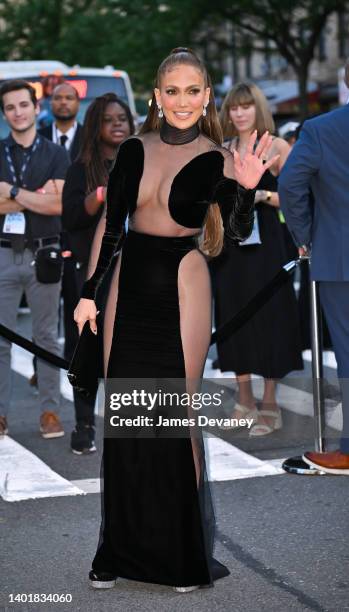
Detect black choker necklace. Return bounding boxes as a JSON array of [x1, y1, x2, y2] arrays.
[[160, 118, 200, 145]]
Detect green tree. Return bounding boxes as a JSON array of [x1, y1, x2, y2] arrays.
[[0, 0, 348, 109], [199, 0, 348, 118], [0, 0, 201, 91]]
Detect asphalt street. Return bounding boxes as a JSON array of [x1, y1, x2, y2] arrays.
[[0, 314, 348, 612]]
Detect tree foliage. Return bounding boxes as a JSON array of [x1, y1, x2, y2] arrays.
[[0, 0, 201, 90], [196, 0, 349, 116]]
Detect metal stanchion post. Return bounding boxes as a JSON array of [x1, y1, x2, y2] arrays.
[[310, 278, 325, 452], [282, 257, 325, 474]]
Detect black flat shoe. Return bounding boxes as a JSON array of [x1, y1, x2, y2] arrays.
[[89, 570, 117, 589]]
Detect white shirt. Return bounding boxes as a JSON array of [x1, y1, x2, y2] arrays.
[[52, 122, 78, 151]]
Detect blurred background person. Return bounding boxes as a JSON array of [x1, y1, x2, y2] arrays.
[[213, 81, 303, 436], [62, 93, 135, 454], [25, 83, 83, 391], [278, 121, 300, 147], [283, 118, 332, 353], [276, 121, 300, 262], [35, 83, 83, 390], [37, 74, 65, 128], [0, 79, 69, 439], [39, 82, 82, 161], [279, 63, 349, 473]]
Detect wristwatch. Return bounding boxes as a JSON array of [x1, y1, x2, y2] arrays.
[[9, 185, 20, 200]]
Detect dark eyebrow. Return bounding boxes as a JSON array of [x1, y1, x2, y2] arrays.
[[165, 84, 202, 90]]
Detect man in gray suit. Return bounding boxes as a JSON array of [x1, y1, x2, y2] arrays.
[[279, 64, 349, 474]]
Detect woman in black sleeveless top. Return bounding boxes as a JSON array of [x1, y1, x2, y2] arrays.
[[213, 82, 303, 436]]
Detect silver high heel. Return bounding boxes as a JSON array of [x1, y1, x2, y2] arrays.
[[173, 585, 199, 593]]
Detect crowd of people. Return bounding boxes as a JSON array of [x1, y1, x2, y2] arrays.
[[0, 80, 135, 452], [0, 70, 310, 443], [0, 47, 348, 593]]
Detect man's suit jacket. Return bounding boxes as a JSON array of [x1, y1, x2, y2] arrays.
[[278, 105, 349, 281], [39, 123, 82, 163]]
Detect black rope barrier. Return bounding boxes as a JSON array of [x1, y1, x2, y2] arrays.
[[0, 259, 300, 370], [0, 323, 69, 370], [210, 259, 299, 345]]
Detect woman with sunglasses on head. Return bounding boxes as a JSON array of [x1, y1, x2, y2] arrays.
[[214, 82, 303, 436], [62, 93, 134, 455], [73, 49, 276, 593]]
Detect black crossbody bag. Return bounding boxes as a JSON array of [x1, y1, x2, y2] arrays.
[[34, 245, 64, 284]]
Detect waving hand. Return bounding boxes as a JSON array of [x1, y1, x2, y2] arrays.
[[233, 131, 280, 190]]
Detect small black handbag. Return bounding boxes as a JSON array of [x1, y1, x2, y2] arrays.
[[67, 322, 104, 397], [35, 245, 64, 284]]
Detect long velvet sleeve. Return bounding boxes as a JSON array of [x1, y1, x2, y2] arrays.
[[80, 141, 129, 300], [214, 177, 255, 242]]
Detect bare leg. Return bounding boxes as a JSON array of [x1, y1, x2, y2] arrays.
[[178, 250, 211, 486], [225, 374, 257, 420], [258, 378, 280, 426], [262, 379, 277, 405], [237, 374, 256, 410]]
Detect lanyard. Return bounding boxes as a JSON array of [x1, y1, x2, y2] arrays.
[[4, 135, 41, 188]]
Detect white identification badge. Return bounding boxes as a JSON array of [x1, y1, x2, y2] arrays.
[[239, 211, 261, 246], [3, 212, 26, 235]]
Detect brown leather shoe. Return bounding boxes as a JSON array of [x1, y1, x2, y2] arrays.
[[0, 415, 8, 437], [303, 450, 349, 474], [40, 411, 64, 439]]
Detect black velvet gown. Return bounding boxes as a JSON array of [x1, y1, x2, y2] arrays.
[[80, 120, 255, 587]]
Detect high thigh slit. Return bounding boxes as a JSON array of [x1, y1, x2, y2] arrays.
[[79, 125, 256, 588]]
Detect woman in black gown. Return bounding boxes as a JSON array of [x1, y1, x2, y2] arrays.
[[214, 82, 303, 436], [73, 49, 277, 592]]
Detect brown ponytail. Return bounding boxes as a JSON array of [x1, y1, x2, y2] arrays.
[[140, 48, 224, 257]]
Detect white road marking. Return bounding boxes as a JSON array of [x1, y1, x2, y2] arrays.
[[303, 349, 337, 369], [4, 347, 340, 502], [71, 478, 100, 494], [0, 436, 84, 502], [205, 356, 342, 431], [71, 437, 284, 496], [204, 435, 284, 481]]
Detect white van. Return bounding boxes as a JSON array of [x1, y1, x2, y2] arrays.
[[0, 60, 137, 137]]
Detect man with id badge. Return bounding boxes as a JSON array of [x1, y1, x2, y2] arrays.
[[0, 79, 69, 439]]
